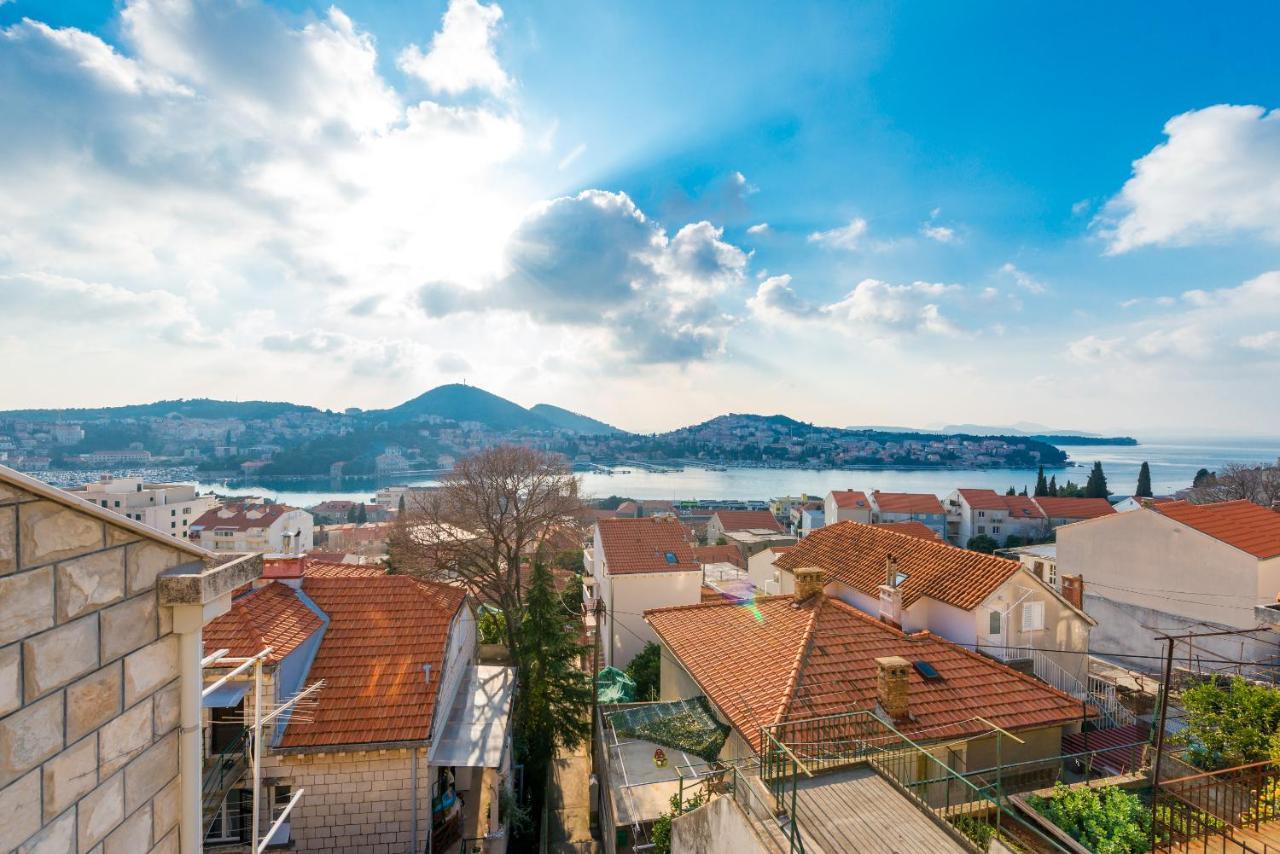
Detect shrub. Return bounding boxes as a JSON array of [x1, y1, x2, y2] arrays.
[[1178, 676, 1280, 770], [477, 609, 507, 645], [627, 641, 662, 700], [1028, 783, 1151, 853]]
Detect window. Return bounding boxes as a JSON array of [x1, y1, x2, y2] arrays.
[[170, 509, 176, 517], [977, 525, 985, 534], [992, 526, 1001, 534], [1022, 601, 1045, 632], [664, 551, 677, 564], [988, 610, 1002, 636], [113, 500, 120, 508], [183, 507, 191, 514], [171, 522, 176, 529], [1046, 564, 1058, 586], [977, 510, 985, 518]]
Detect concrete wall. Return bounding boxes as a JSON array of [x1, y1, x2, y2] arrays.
[[0, 480, 195, 854], [975, 573, 1092, 683], [671, 793, 770, 854], [1057, 509, 1261, 628], [1082, 592, 1273, 668], [261, 747, 432, 853], [605, 571, 701, 669]]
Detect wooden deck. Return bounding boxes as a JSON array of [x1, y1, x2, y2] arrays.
[[788, 767, 968, 853]]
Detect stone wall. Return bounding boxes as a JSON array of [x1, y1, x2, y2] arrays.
[[0, 481, 194, 854], [259, 748, 432, 854]]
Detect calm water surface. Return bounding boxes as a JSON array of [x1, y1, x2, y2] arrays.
[[190, 438, 1280, 505]]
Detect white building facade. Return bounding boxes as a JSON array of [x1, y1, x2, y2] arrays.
[[67, 475, 219, 540]]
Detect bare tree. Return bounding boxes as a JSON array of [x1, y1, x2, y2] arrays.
[[1188, 460, 1280, 507], [388, 445, 583, 651]]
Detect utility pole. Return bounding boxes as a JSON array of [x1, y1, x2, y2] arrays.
[[1150, 635, 1176, 846], [590, 596, 604, 778]]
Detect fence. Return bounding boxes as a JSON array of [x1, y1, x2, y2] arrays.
[[1154, 759, 1280, 852]]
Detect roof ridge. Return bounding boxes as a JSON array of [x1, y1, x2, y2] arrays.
[[776, 599, 824, 726]]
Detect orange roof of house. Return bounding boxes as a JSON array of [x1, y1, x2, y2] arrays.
[[693, 544, 745, 568], [875, 521, 942, 541], [775, 522, 1019, 611], [190, 503, 293, 531], [279, 576, 468, 749], [305, 561, 388, 578], [957, 490, 1046, 520], [204, 582, 323, 663], [713, 509, 783, 533], [597, 517, 699, 575], [872, 491, 944, 515], [830, 490, 871, 510], [1033, 497, 1116, 520], [647, 595, 1089, 752], [1152, 500, 1280, 559]]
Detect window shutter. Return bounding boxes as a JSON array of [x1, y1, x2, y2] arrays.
[[1022, 601, 1045, 632]]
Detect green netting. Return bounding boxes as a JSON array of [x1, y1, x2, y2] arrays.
[[607, 697, 730, 762], [596, 667, 636, 703]]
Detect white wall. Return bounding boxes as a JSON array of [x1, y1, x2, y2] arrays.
[[437, 607, 477, 730], [606, 571, 701, 668]]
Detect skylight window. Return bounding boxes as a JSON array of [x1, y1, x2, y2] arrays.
[[664, 551, 678, 564], [913, 661, 943, 681], [894, 571, 909, 587]]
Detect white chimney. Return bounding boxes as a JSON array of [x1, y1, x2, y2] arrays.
[[879, 554, 903, 627]]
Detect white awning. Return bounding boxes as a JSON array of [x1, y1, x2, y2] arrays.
[[428, 665, 516, 768], [202, 682, 250, 708]]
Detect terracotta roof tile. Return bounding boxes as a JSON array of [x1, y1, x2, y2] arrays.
[[713, 510, 783, 533], [872, 491, 945, 515], [305, 561, 388, 578], [647, 595, 1088, 752], [190, 503, 294, 532], [1153, 499, 1280, 559], [775, 522, 1019, 611], [597, 518, 699, 575], [279, 576, 468, 748], [830, 490, 870, 510], [693, 544, 745, 569], [204, 582, 323, 663], [875, 521, 941, 541], [958, 490, 1046, 519], [1033, 497, 1116, 520]]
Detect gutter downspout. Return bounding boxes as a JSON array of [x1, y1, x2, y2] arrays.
[[412, 747, 419, 854], [173, 604, 216, 854]]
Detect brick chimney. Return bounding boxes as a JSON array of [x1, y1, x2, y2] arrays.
[[1061, 574, 1084, 609], [875, 656, 912, 723], [793, 567, 825, 602]]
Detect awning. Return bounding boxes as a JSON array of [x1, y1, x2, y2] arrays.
[[203, 682, 250, 708], [428, 665, 516, 768]]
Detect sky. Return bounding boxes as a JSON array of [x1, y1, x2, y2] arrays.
[[1, 0, 1279, 436]]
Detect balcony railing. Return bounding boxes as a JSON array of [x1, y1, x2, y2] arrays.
[[202, 728, 250, 837]]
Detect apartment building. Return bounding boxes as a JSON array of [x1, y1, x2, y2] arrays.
[[944, 488, 1047, 546], [823, 489, 872, 525], [68, 475, 219, 540], [867, 490, 947, 536], [705, 509, 782, 544], [190, 503, 314, 554]]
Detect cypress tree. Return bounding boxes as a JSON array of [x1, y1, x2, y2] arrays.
[[1006, 486, 1016, 496], [356, 503, 367, 524], [1048, 475, 1058, 496], [1019, 485, 1029, 497], [397, 494, 407, 515], [1085, 461, 1110, 498], [346, 505, 357, 522], [515, 562, 592, 825], [1034, 466, 1049, 497], [1193, 468, 1213, 488], [1136, 462, 1153, 498]]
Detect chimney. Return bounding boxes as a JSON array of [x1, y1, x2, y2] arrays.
[[1061, 574, 1084, 609], [793, 567, 824, 602], [875, 656, 912, 723], [878, 554, 903, 627], [884, 554, 898, 588]]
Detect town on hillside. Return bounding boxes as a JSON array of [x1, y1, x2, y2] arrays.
[[3, 449, 1280, 853]]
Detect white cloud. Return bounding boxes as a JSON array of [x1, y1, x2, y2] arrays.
[[746, 223, 770, 235], [1098, 104, 1280, 253], [921, 224, 956, 243], [397, 0, 510, 96], [1071, 199, 1091, 216], [732, 171, 759, 196], [260, 329, 425, 376], [6, 19, 191, 96], [751, 275, 960, 336], [1241, 331, 1280, 351], [557, 142, 586, 170], [1067, 335, 1122, 363], [807, 217, 867, 250], [999, 262, 1047, 294], [747, 274, 814, 317]]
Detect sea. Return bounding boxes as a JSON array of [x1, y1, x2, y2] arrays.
[[185, 437, 1280, 506]]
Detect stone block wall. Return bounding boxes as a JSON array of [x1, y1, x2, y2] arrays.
[[0, 483, 193, 854], [259, 748, 431, 854]]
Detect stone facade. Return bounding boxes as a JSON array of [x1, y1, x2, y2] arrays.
[[0, 482, 197, 854]]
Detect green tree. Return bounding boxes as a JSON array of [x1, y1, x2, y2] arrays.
[[397, 494, 406, 515], [1019, 485, 1028, 497], [552, 548, 584, 574], [1048, 475, 1058, 496], [1034, 466, 1049, 497], [515, 562, 592, 818], [1178, 677, 1280, 770], [1193, 468, 1215, 488], [346, 505, 357, 522], [1085, 461, 1110, 498], [1006, 486, 1016, 496], [1059, 479, 1084, 497], [1136, 462, 1153, 498], [355, 503, 367, 524], [627, 642, 662, 701], [967, 534, 999, 554], [1004, 534, 1025, 549]]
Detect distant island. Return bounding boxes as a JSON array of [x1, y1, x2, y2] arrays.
[[0, 384, 1103, 480]]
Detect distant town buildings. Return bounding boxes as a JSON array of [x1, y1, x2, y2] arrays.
[[65, 475, 218, 540], [190, 502, 314, 554]]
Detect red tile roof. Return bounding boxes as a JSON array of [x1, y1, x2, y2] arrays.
[[647, 595, 1089, 752], [693, 544, 745, 569], [713, 509, 783, 533], [872, 491, 944, 516], [204, 582, 322, 663], [305, 561, 388, 578], [830, 490, 871, 510], [775, 522, 1019, 611], [191, 503, 293, 532], [957, 490, 1046, 520], [1152, 500, 1280, 559], [875, 521, 942, 541], [281, 576, 468, 748], [597, 518, 699, 575], [1032, 497, 1115, 520]]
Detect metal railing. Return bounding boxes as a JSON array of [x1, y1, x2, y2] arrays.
[[202, 729, 250, 836], [1154, 759, 1280, 852], [991, 645, 1137, 729]]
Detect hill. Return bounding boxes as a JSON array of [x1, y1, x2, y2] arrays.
[[0, 398, 322, 422], [378, 384, 551, 431], [528, 404, 625, 435]]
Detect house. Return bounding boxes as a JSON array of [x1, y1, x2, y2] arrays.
[[1032, 496, 1116, 529], [190, 503, 314, 554], [1057, 499, 1280, 665], [67, 475, 218, 540], [944, 488, 1047, 547], [824, 489, 872, 525], [745, 544, 793, 594], [867, 490, 947, 536], [645, 583, 1091, 771], [705, 509, 782, 545], [0, 462, 263, 854], [773, 522, 1095, 686], [201, 565, 515, 853], [1112, 495, 1172, 513], [692, 544, 744, 569], [589, 518, 702, 668], [1000, 542, 1060, 591], [788, 501, 824, 537]]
